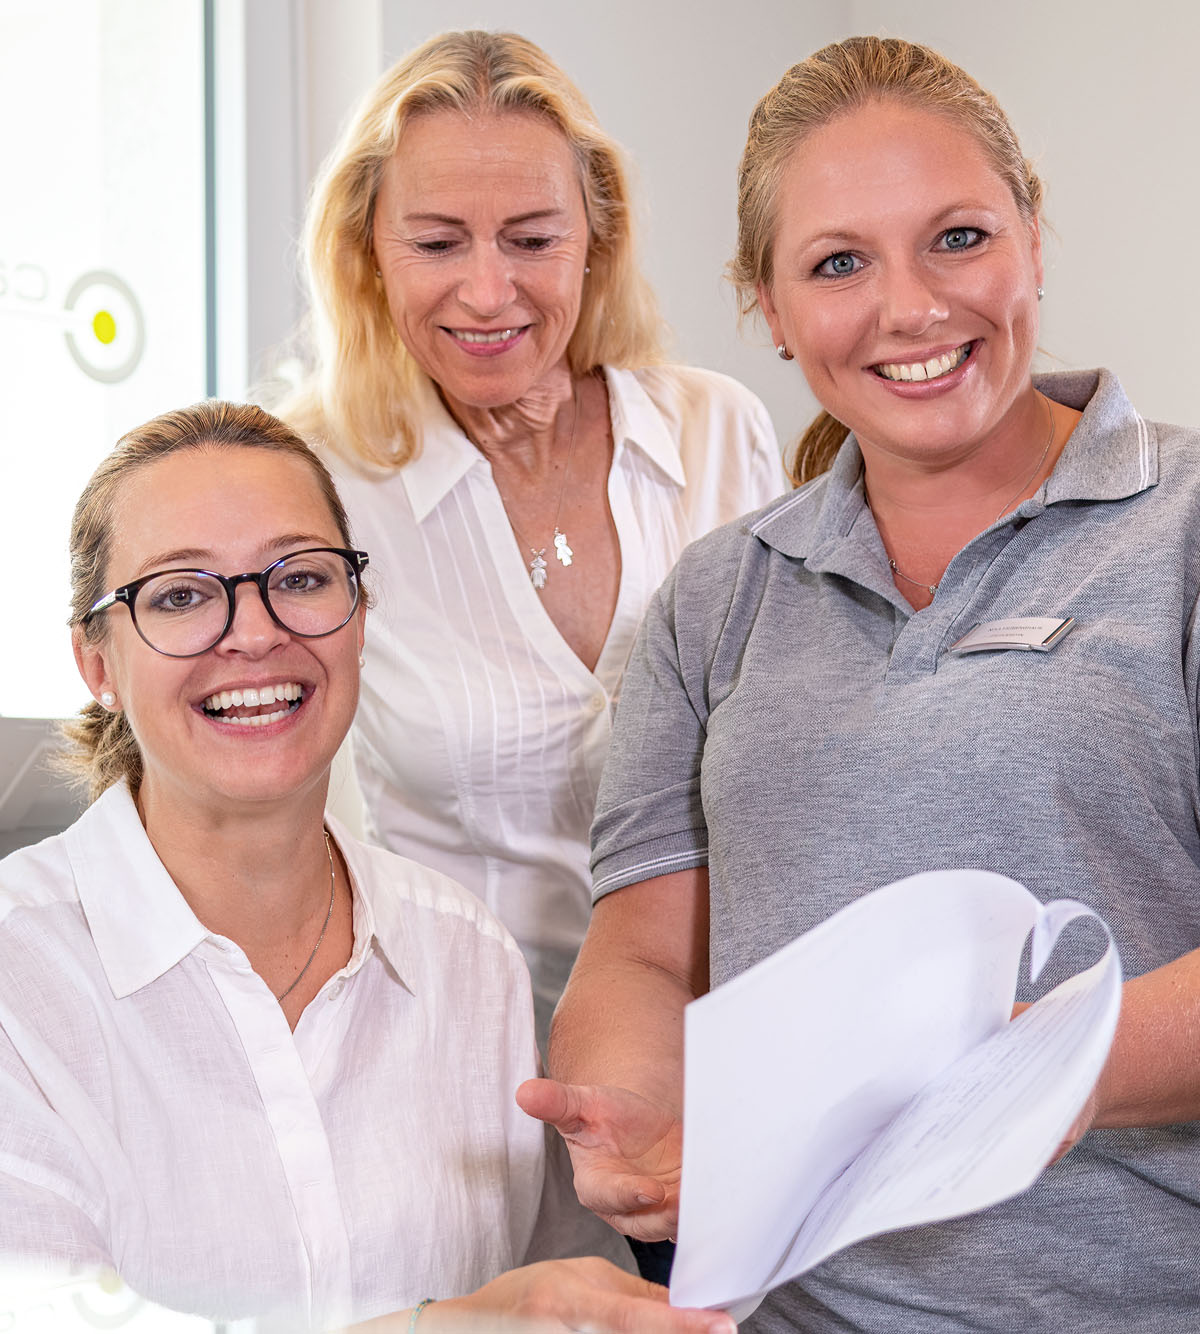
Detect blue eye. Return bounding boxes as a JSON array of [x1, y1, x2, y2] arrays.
[[941, 227, 984, 251], [815, 252, 861, 278]]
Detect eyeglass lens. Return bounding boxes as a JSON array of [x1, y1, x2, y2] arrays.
[[132, 551, 359, 656]]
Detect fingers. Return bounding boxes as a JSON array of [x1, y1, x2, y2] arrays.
[[574, 1166, 667, 1216], [539, 1261, 735, 1334], [517, 1078, 587, 1134]]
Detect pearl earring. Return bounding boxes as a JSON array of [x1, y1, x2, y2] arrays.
[[776, 344, 793, 361], [100, 692, 116, 708], [358, 654, 366, 668], [1036, 285, 1045, 301]]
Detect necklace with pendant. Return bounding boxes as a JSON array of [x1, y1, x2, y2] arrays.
[[507, 383, 581, 592]]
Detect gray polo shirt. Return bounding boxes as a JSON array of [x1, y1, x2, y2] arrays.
[[592, 370, 1200, 1330]]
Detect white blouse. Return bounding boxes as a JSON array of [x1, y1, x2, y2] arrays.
[[333, 364, 783, 1038], [0, 784, 624, 1328]]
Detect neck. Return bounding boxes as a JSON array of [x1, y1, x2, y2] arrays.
[[440, 362, 578, 472], [136, 778, 334, 953], [864, 390, 1073, 539]]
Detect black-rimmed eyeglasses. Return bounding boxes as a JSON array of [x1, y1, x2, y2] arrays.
[[83, 547, 370, 659]]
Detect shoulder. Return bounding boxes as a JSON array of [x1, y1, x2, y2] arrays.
[[0, 825, 79, 924], [621, 363, 775, 438], [333, 825, 524, 960]]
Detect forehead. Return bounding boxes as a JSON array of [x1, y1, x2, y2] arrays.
[[378, 107, 583, 214], [778, 99, 1017, 232], [108, 447, 341, 577]]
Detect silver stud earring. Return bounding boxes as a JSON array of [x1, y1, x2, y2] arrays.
[[584, 265, 591, 275], [776, 344, 793, 361], [1036, 285, 1045, 301], [100, 692, 116, 708], [375, 268, 382, 278], [358, 654, 366, 668]]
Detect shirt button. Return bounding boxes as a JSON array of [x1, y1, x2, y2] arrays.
[[587, 694, 606, 714], [328, 981, 344, 999]]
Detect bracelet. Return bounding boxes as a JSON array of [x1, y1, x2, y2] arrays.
[[408, 1297, 436, 1332]]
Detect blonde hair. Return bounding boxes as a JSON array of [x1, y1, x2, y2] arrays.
[[730, 36, 1044, 485], [62, 401, 356, 803], [283, 29, 665, 469]]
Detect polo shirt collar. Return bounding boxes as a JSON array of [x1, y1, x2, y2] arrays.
[[68, 783, 208, 999], [751, 367, 1157, 564]]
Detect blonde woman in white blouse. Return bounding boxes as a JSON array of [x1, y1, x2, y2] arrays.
[[0, 400, 735, 1334], [283, 30, 783, 1049]]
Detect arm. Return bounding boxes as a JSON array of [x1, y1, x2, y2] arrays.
[[517, 869, 709, 1240], [1058, 946, 1200, 1155]]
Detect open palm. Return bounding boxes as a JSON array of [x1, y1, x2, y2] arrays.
[[517, 1078, 682, 1241]]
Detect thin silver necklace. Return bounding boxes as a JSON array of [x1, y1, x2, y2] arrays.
[[276, 830, 336, 1003], [885, 394, 1056, 598], [506, 383, 580, 591]]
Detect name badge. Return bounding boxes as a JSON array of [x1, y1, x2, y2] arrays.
[[950, 616, 1075, 655]]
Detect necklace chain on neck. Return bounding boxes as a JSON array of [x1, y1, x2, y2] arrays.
[[885, 393, 1056, 599], [505, 382, 581, 592], [276, 830, 336, 1003]]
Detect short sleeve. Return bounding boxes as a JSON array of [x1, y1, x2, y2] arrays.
[[590, 568, 711, 900]]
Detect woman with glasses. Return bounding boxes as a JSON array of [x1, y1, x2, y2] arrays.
[[0, 400, 732, 1334]]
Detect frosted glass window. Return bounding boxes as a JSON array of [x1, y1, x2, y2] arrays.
[[0, 0, 207, 718]]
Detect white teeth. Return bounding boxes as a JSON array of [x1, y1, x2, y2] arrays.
[[203, 683, 302, 714], [453, 328, 519, 344], [876, 344, 970, 383], [213, 706, 292, 727]]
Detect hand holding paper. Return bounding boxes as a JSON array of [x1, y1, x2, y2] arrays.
[[668, 870, 1122, 1321]]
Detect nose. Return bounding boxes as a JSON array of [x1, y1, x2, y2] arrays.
[[217, 582, 289, 656], [456, 243, 516, 317], [879, 259, 949, 336]]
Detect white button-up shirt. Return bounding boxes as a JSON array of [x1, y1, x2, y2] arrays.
[[0, 785, 620, 1328], [332, 365, 783, 1037]]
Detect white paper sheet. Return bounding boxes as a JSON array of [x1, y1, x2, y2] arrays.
[[669, 870, 1121, 1320]]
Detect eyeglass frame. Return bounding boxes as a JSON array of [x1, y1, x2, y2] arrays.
[[82, 546, 370, 659]]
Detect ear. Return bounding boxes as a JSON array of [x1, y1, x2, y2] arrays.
[[73, 626, 117, 709], [355, 602, 367, 658], [757, 281, 786, 348]]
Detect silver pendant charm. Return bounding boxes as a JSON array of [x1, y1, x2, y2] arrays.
[[529, 549, 548, 590], [554, 528, 573, 567]]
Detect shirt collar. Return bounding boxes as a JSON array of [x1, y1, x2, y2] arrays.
[[325, 817, 410, 988], [750, 367, 1157, 563], [398, 366, 688, 523], [68, 783, 209, 999], [397, 375, 489, 523], [603, 366, 688, 487], [68, 789, 414, 999]]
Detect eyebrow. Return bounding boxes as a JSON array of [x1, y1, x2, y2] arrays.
[[131, 534, 336, 579], [799, 202, 1002, 252], [402, 208, 567, 227]]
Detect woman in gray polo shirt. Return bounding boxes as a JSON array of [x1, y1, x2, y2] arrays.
[[521, 35, 1200, 1333]]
